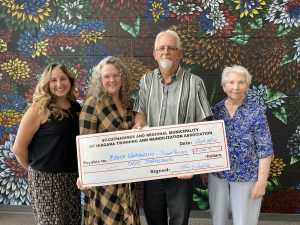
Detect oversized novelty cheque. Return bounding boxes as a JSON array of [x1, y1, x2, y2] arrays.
[[77, 120, 230, 186]]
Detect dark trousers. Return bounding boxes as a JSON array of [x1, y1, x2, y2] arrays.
[[144, 177, 193, 225]]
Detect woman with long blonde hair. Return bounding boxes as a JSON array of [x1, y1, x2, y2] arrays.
[[13, 63, 82, 225]]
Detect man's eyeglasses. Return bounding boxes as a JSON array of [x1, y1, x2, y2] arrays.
[[101, 74, 121, 81], [155, 46, 178, 52]]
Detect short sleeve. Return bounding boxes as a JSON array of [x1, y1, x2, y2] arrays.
[[133, 74, 147, 115], [253, 107, 274, 158], [195, 78, 212, 120]]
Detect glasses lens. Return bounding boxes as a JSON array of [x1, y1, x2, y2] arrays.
[[157, 47, 178, 52], [102, 74, 121, 80]]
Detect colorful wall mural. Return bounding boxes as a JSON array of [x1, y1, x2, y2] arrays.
[[0, 0, 299, 214]]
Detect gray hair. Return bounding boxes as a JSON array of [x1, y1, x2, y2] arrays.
[[154, 29, 181, 50], [221, 65, 252, 86], [87, 56, 132, 108]]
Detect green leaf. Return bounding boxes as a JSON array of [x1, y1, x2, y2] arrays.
[[270, 177, 279, 186], [277, 25, 292, 37], [194, 187, 202, 194], [120, 17, 140, 37], [193, 194, 203, 202], [266, 181, 274, 193], [229, 35, 250, 46], [204, 189, 208, 198], [290, 156, 300, 165], [272, 107, 287, 124], [200, 188, 208, 197], [279, 54, 294, 66], [232, 22, 243, 33], [130, 90, 139, 102], [197, 201, 209, 211], [265, 88, 286, 103], [248, 18, 263, 29]]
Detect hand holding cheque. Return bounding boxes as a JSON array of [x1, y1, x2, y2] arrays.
[[76, 120, 230, 186]]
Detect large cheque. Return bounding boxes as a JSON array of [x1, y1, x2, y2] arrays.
[[77, 120, 229, 186]]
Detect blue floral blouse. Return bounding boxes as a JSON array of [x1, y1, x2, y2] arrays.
[[211, 98, 274, 182]]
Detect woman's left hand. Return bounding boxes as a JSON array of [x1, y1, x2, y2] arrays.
[[251, 180, 267, 199], [76, 177, 90, 190], [178, 174, 193, 179]]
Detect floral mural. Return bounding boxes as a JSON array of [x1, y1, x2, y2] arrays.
[[0, 0, 299, 213]]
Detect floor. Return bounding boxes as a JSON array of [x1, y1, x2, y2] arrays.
[[0, 206, 299, 225]]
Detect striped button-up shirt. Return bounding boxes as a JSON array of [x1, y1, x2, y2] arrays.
[[133, 67, 212, 127]]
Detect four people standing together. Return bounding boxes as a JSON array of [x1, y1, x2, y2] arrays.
[[13, 30, 273, 225]]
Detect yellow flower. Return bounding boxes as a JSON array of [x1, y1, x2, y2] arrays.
[[0, 58, 30, 80], [31, 39, 48, 58], [80, 29, 106, 44], [0, 0, 51, 24], [0, 109, 23, 128], [269, 157, 286, 177], [233, 0, 266, 18], [150, 1, 165, 23], [0, 38, 8, 53]]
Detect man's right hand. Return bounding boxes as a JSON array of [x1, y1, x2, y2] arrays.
[[134, 113, 147, 129], [133, 122, 146, 129]]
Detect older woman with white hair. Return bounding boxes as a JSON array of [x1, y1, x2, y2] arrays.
[[208, 65, 274, 225]]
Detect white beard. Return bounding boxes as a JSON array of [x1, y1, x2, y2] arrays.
[[159, 58, 173, 70]]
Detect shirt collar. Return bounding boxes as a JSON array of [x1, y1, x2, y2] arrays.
[[157, 66, 181, 83]]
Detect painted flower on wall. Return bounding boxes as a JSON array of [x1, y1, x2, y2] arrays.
[[242, 24, 300, 93], [40, 18, 79, 37], [58, 0, 91, 25], [198, 3, 236, 36], [0, 110, 23, 136], [270, 157, 286, 178], [287, 126, 300, 165], [202, 5, 228, 35], [173, 21, 244, 69], [0, 38, 7, 53], [1, 59, 29, 79], [247, 85, 287, 109], [267, 157, 286, 192], [0, 95, 27, 113], [78, 19, 106, 44], [247, 85, 288, 124], [232, 0, 267, 18], [168, 1, 202, 21], [266, 0, 300, 28], [0, 0, 51, 30], [146, 0, 168, 22], [17, 31, 49, 58], [0, 134, 30, 205], [0, 53, 38, 91], [201, 0, 224, 10], [294, 38, 300, 63], [0, 58, 29, 80]]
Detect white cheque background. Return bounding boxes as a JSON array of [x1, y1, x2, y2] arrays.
[[76, 120, 230, 186]]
